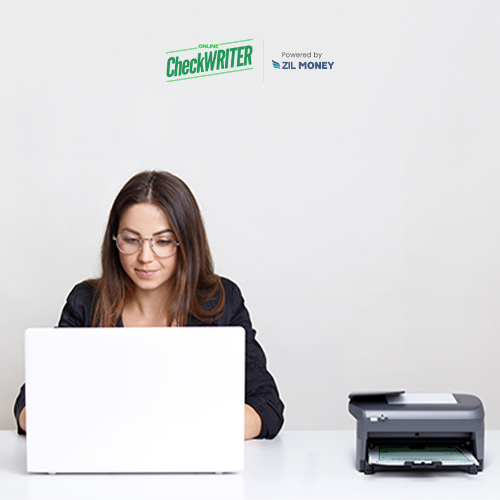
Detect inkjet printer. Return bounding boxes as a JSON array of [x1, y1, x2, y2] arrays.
[[348, 391, 484, 474]]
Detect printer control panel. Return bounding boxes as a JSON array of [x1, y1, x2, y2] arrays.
[[369, 414, 388, 422]]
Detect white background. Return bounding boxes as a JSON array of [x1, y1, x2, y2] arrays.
[[1, 0, 499, 431]]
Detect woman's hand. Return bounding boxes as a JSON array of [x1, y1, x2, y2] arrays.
[[244, 404, 262, 440], [19, 407, 26, 433]]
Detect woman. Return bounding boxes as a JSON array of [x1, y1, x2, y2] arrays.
[[14, 171, 284, 440]]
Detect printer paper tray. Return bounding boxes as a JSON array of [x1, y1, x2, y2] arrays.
[[368, 446, 479, 467]]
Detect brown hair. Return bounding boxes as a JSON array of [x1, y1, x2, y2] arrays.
[[90, 171, 225, 326]]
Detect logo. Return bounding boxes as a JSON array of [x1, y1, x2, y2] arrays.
[[273, 51, 334, 71], [166, 39, 253, 82]]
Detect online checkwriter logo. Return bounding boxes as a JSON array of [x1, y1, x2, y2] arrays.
[[166, 39, 253, 82]]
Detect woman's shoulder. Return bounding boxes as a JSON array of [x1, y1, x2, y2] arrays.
[[58, 279, 100, 327], [219, 276, 246, 304], [66, 280, 99, 304], [190, 276, 252, 329], [218, 276, 250, 313], [196, 276, 243, 316], [219, 276, 240, 294]]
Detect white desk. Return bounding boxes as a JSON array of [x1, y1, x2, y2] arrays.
[[0, 430, 498, 500]]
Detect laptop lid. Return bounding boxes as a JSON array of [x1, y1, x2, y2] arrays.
[[25, 326, 245, 473]]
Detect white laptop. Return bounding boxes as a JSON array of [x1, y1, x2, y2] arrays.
[[25, 326, 245, 473]]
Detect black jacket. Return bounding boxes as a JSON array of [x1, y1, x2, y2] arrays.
[[14, 278, 284, 439]]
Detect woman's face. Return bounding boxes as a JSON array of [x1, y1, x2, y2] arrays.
[[117, 203, 178, 295]]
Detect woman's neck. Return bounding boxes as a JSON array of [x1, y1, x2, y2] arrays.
[[122, 286, 171, 327]]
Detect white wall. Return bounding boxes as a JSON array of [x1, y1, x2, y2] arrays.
[[1, 0, 500, 431]]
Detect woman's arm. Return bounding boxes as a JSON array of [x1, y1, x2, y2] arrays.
[[13, 282, 96, 434], [224, 279, 285, 439]]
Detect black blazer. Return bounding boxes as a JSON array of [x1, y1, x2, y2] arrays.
[[14, 277, 284, 439]]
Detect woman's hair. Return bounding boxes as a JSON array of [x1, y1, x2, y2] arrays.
[[90, 171, 225, 327]]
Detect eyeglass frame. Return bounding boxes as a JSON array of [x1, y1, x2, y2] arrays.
[[113, 233, 180, 258]]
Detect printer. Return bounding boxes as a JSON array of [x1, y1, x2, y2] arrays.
[[348, 391, 484, 474]]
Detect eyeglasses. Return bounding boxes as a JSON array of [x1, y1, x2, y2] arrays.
[[113, 233, 179, 258]]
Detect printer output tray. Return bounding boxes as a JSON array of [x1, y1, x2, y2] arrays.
[[368, 445, 479, 473], [361, 434, 483, 474]]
